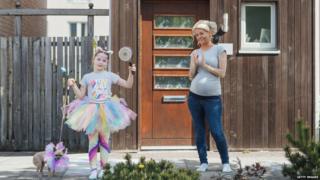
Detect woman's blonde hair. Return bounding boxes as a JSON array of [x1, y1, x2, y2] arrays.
[[192, 20, 217, 35]]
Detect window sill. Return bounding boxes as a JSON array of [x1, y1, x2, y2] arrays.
[[238, 49, 281, 55]]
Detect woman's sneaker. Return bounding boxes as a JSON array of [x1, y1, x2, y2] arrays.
[[222, 163, 232, 173], [196, 163, 208, 172], [89, 169, 98, 179], [98, 169, 104, 179]]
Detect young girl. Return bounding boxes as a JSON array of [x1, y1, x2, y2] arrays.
[[65, 47, 137, 179]]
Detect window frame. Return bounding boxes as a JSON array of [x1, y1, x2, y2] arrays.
[[81, 22, 87, 37], [239, 2, 280, 54], [69, 23, 77, 37], [153, 74, 190, 90], [153, 54, 191, 70], [153, 14, 196, 30], [67, 0, 90, 3], [69, 22, 87, 37], [153, 34, 194, 50]]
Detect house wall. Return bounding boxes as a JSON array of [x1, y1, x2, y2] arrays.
[[0, 0, 47, 36], [0, 0, 314, 151], [210, 0, 314, 148], [111, 0, 139, 149], [111, 0, 314, 149], [47, 0, 109, 37]]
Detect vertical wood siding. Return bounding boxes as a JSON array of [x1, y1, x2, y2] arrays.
[[209, 0, 314, 149], [111, 0, 139, 150]]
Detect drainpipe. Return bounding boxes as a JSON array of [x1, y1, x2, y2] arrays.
[[108, 0, 112, 71], [315, 0, 320, 142]]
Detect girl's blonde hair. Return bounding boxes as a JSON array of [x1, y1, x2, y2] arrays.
[[92, 47, 110, 70], [93, 47, 110, 59]]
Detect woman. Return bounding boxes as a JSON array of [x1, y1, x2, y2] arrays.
[[188, 20, 232, 173]]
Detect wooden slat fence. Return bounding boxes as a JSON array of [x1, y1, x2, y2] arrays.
[[0, 36, 109, 151]]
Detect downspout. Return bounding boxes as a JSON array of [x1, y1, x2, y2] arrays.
[[108, 0, 112, 71], [315, 0, 319, 141]]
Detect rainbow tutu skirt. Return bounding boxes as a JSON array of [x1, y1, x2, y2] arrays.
[[65, 96, 137, 134]]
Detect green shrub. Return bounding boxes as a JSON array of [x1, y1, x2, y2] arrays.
[[282, 120, 320, 178], [102, 153, 200, 180]]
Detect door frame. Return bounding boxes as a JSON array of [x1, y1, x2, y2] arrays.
[[138, 0, 210, 150]]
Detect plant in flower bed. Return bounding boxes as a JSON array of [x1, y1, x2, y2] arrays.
[[233, 157, 266, 180], [101, 153, 200, 180]]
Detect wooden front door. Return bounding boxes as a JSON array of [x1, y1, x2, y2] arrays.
[[140, 0, 209, 147]]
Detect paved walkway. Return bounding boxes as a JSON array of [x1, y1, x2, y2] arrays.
[[0, 150, 290, 179]]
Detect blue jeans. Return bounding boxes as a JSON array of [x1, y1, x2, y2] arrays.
[[188, 92, 229, 164]]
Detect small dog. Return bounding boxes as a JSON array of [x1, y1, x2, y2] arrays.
[[33, 151, 46, 176], [33, 142, 69, 177]]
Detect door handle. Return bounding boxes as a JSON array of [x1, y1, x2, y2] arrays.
[[163, 95, 186, 103]]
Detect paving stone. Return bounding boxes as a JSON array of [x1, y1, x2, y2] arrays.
[[0, 151, 290, 179]]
